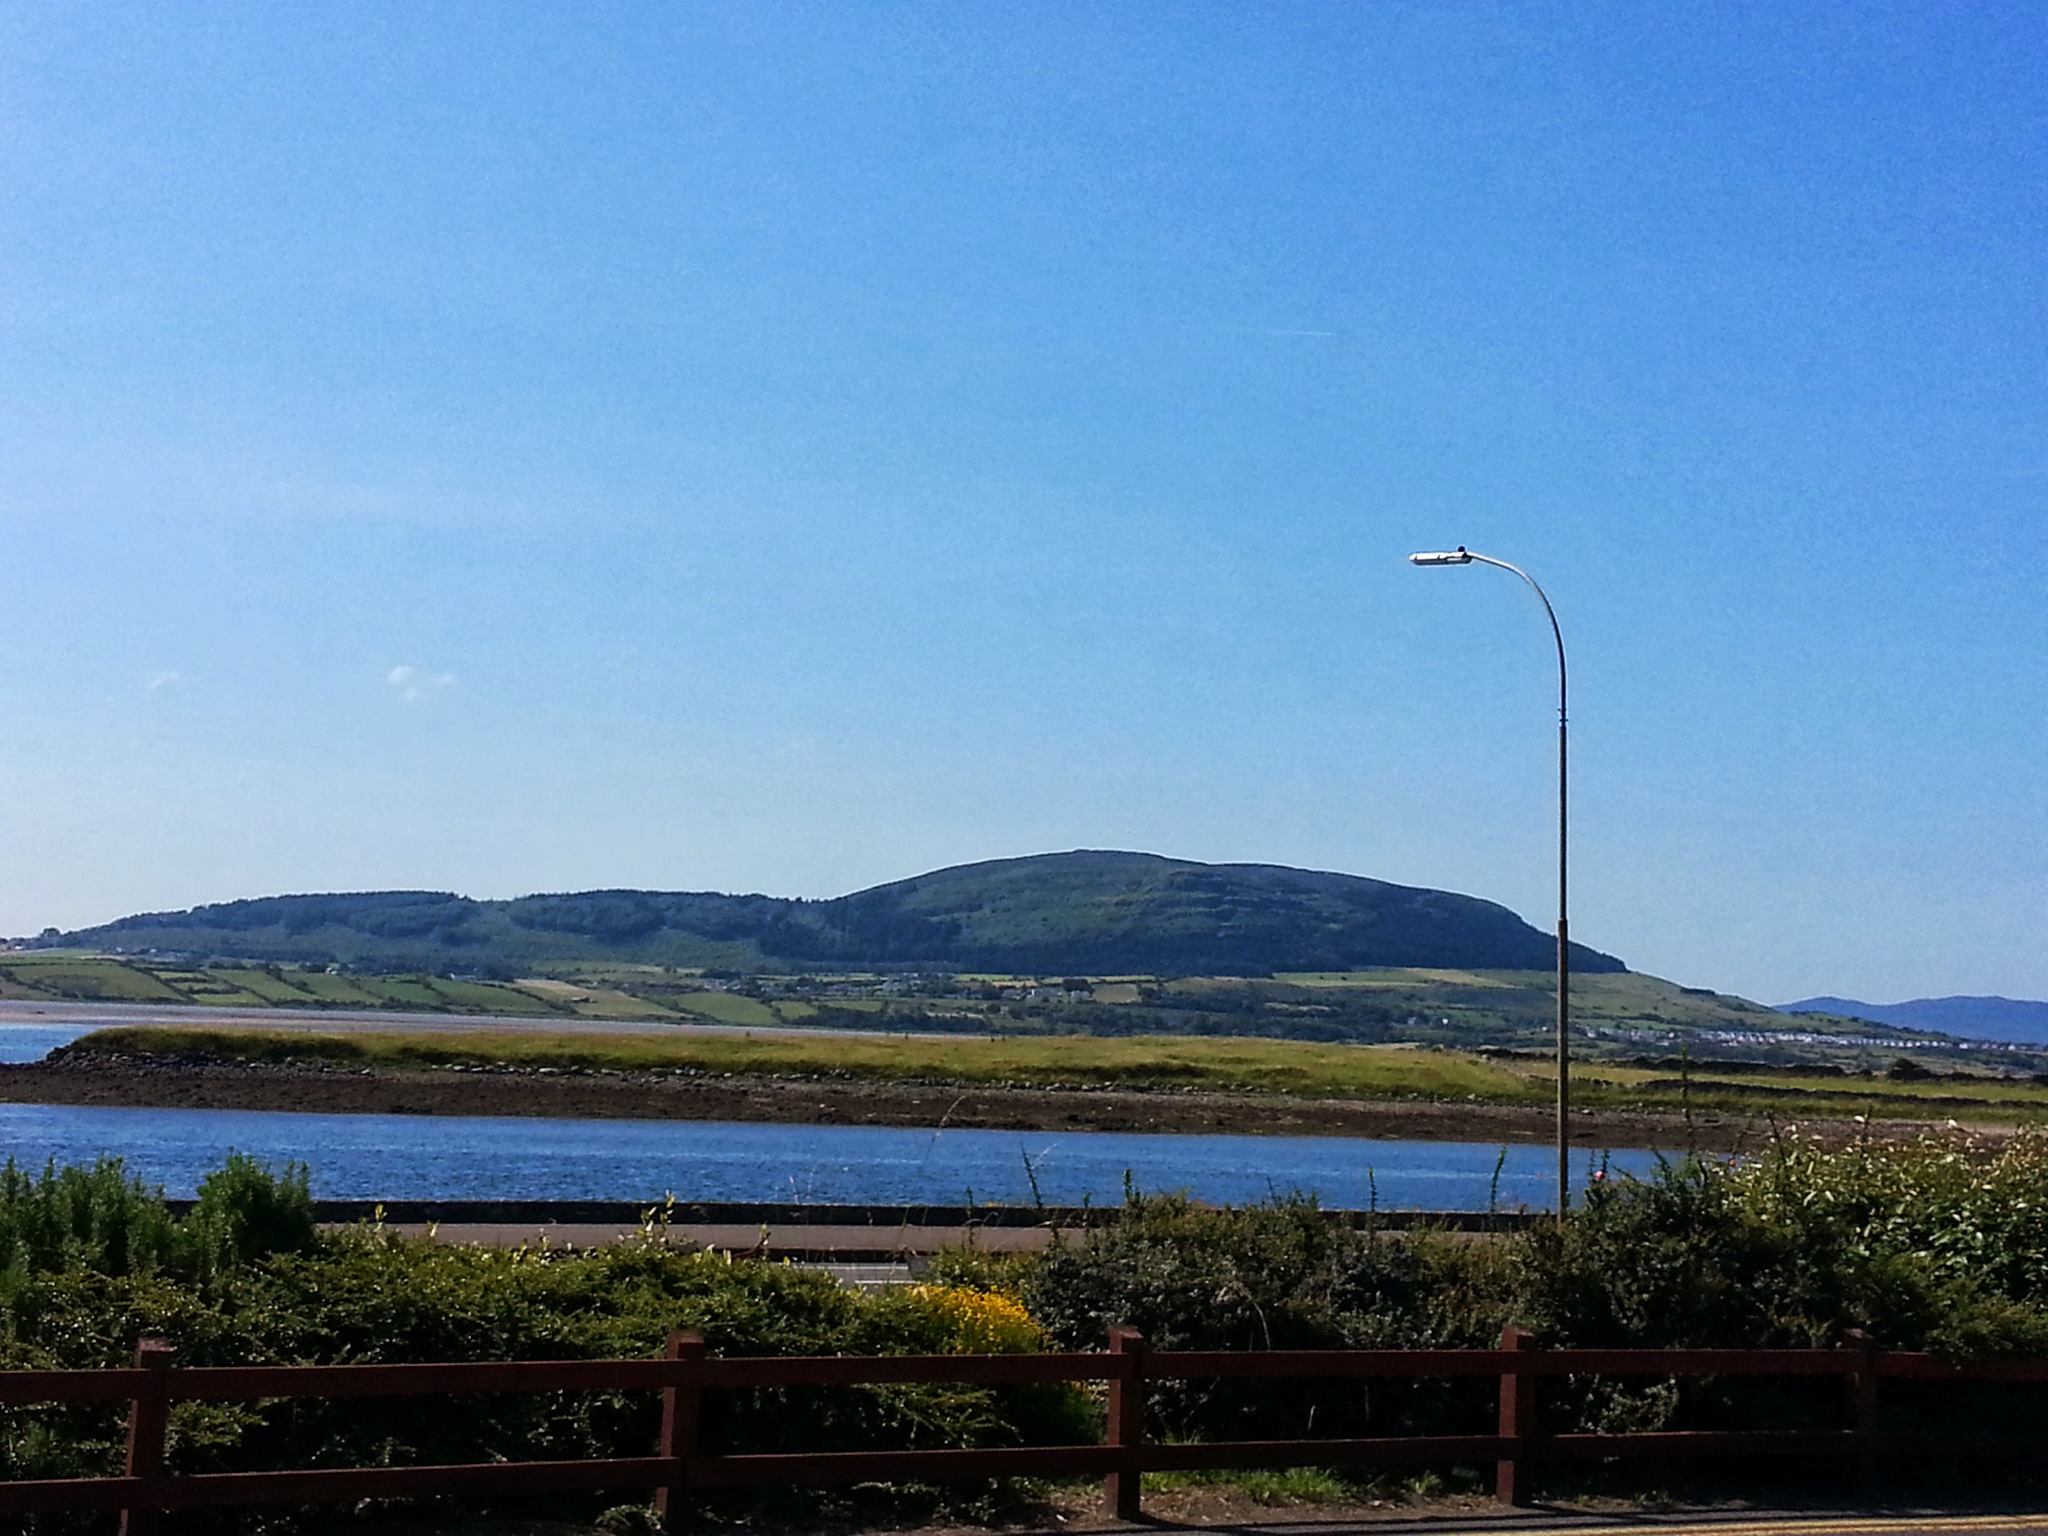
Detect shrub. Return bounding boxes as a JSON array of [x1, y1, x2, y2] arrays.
[[184, 1152, 317, 1280], [1023, 1193, 1488, 1445], [1025, 1193, 1431, 1354], [0, 1157, 182, 1285], [1727, 1130, 2048, 1323], [1501, 1136, 2048, 1461], [0, 1152, 314, 1299]]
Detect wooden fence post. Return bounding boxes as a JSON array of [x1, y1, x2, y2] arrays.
[[118, 1337, 174, 1536], [1104, 1325, 1147, 1521], [656, 1330, 708, 1534], [1842, 1328, 1879, 1496], [1495, 1325, 1539, 1507]]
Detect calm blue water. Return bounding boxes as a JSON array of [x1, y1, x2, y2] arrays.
[[0, 1025, 92, 1063], [0, 1022, 1661, 1208], [0, 1100, 1660, 1210]]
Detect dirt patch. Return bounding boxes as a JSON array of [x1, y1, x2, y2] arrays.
[[0, 1051, 1913, 1151]]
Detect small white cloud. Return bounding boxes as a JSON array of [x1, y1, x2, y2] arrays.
[[147, 670, 181, 691], [387, 664, 456, 704]]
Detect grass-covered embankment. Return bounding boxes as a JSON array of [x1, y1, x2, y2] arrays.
[[51, 1024, 2048, 1131], [64, 1025, 1545, 1100]]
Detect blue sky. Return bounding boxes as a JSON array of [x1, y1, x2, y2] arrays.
[[2, 4, 2041, 1004]]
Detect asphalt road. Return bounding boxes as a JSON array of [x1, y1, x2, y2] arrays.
[[1039, 1510, 2048, 1536]]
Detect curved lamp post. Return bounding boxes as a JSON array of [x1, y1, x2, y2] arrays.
[[1409, 546, 1571, 1215]]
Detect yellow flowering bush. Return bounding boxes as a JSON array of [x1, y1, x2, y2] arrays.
[[841, 1281, 1094, 1456], [903, 1284, 1045, 1354]]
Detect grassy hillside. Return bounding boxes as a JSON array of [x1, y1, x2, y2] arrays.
[[36, 850, 1626, 977], [0, 952, 1977, 1069], [0, 953, 563, 1015]]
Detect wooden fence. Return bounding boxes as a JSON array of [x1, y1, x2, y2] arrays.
[[2, 1328, 2044, 1532]]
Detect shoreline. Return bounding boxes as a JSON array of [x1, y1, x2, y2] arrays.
[[0, 1051, 1884, 1152]]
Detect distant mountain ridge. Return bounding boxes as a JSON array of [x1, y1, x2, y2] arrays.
[[42, 850, 1627, 978], [1779, 995, 2048, 1047]]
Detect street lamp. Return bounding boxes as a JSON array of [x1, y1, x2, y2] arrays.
[[1408, 545, 1572, 1215]]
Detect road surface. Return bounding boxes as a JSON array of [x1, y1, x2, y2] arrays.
[[1016, 1509, 2048, 1536]]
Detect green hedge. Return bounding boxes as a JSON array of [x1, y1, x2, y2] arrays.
[[992, 1133, 2048, 1491], [0, 1158, 1088, 1533]]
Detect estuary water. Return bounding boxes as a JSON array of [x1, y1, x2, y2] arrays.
[[0, 1024, 95, 1063], [0, 1021, 1660, 1210], [0, 1101, 1660, 1211]]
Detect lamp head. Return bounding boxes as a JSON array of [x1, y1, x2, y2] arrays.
[[1408, 547, 1473, 566]]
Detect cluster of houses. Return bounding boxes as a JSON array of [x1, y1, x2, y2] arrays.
[[1583, 1023, 2031, 1055]]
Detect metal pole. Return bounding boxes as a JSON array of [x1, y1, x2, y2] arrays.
[[1556, 666, 1569, 1219], [1454, 553, 1570, 1216]]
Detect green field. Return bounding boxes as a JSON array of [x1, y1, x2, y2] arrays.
[[666, 990, 780, 1027], [0, 955, 193, 1003], [213, 968, 323, 1005], [415, 978, 559, 1014], [0, 954, 809, 1026], [1279, 968, 1519, 989], [512, 980, 681, 1020], [0, 955, 570, 1017]]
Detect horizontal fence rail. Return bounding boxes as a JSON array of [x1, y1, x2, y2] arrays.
[[4, 1329, 2046, 1531]]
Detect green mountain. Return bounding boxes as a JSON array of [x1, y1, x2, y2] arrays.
[[44, 850, 1627, 978]]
